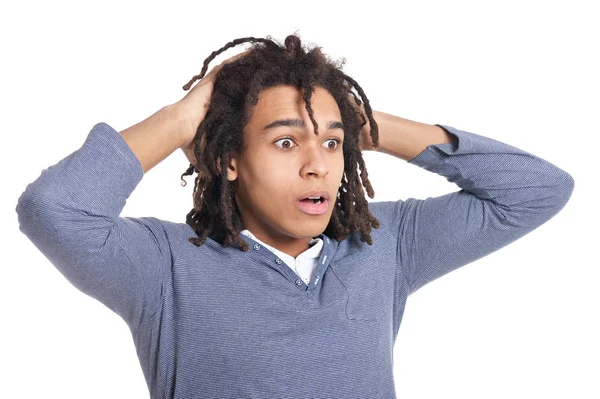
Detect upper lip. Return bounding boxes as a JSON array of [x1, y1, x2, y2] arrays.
[[297, 190, 331, 201]]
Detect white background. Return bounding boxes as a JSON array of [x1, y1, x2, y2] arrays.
[[2, 0, 597, 398]]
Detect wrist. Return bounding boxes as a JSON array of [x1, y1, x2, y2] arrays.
[[164, 102, 196, 148]]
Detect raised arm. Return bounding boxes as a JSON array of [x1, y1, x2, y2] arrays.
[[15, 104, 190, 330], [366, 113, 575, 296]]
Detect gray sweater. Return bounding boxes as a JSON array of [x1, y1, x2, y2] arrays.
[[16, 122, 574, 398]]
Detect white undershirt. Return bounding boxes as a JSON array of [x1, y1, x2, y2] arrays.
[[239, 229, 324, 285]]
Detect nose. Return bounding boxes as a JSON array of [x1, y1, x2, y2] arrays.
[[300, 142, 329, 177]]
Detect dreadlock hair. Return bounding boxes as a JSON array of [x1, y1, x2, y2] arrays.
[[179, 32, 381, 252]]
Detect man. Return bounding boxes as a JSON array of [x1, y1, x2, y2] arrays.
[[16, 36, 574, 398]]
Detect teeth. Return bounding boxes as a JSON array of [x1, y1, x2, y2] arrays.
[[303, 196, 324, 204]]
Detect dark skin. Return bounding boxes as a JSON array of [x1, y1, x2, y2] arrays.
[[222, 84, 346, 258], [175, 47, 452, 255]]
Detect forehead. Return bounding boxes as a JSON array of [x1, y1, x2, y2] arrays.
[[250, 85, 341, 120]]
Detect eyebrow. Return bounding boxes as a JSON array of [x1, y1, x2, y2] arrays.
[[261, 118, 344, 135]]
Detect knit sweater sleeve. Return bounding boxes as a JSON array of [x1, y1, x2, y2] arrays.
[[15, 122, 182, 330], [370, 124, 575, 296]]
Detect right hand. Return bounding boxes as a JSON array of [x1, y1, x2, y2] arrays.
[[175, 50, 252, 166]]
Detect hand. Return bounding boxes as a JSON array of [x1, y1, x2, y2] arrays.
[[176, 49, 252, 165], [358, 116, 373, 152], [348, 93, 373, 151]]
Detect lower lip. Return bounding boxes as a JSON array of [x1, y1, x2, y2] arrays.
[[296, 199, 329, 215]]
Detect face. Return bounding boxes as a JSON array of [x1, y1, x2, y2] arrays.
[[222, 84, 345, 258]]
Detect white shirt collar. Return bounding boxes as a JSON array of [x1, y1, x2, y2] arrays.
[[239, 229, 323, 261]]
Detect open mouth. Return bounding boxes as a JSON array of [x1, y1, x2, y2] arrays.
[[296, 197, 328, 215], [299, 197, 324, 204]]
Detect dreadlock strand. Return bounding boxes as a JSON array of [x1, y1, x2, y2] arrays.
[[179, 32, 380, 249], [334, 70, 379, 149]]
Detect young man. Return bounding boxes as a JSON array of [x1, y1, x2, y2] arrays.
[[16, 50, 574, 398]]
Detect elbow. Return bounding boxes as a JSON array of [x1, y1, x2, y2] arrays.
[[16, 188, 62, 240], [16, 188, 38, 234], [552, 171, 575, 212], [496, 170, 575, 228]]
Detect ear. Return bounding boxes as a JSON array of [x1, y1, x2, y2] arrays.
[[216, 152, 238, 181]]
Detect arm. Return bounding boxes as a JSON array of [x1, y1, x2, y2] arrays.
[[366, 113, 575, 296], [362, 110, 456, 161], [15, 105, 190, 329], [121, 104, 190, 174]]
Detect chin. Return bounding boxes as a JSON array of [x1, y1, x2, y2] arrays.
[[289, 225, 326, 239]]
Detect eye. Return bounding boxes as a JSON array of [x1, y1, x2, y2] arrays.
[[274, 137, 296, 150], [274, 137, 342, 151], [325, 138, 342, 150]]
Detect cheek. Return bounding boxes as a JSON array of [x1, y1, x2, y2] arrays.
[[243, 163, 293, 198]]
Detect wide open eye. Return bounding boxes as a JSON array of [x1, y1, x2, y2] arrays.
[[274, 137, 296, 150], [274, 137, 342, 151], [324, 138, 342, 150]]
